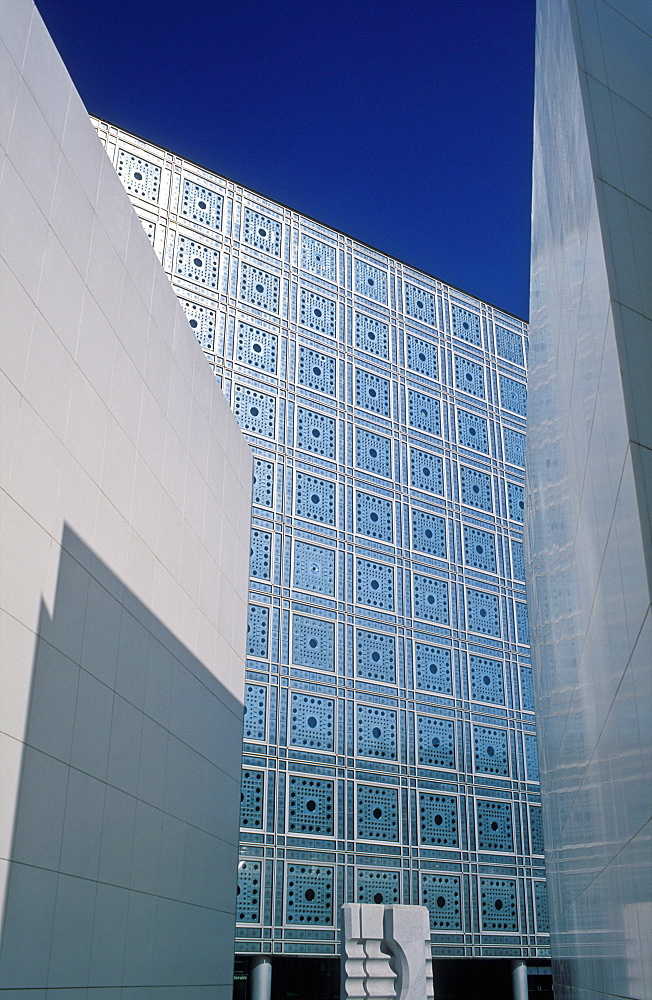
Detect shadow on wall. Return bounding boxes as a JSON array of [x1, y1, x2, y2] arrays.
[[0, 524, 244, 992]]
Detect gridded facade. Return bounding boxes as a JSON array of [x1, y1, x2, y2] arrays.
[[95, 119, 547, 961]]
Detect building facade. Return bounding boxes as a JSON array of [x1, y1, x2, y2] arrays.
[[528, 2, 651, 1000]]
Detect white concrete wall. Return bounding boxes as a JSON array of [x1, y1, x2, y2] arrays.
[[0, 2, 252, 996], [527, 2, 651, 999]]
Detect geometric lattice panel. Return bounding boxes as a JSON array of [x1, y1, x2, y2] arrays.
[[237, 860, 261, 923], [242, 207, 282, 257], [356, 429, 392, 477], [457, 410, 489, 453], [295, 472, 336, 524], [288, 776, 334, 835], [301, 235, 336, 280], [460, 466, 493, 511], [296, 407, 336, 458], [299, 289, 337, 337], [422, 874, 462, 929], [470, 655, 505, 705], [294, 541, 335, 596], [243, 684, 267, 740], [252, 458, 274, 508], [179, 299, 216, 352], [357, 785, 399, 841], [496, 326, 524, 366], [515, 602, 529, 644], [524, 733, 540, 781], [355, 260, 388, 303], [503, 429, 526, 467], [355, 369, 390, 416], [357, 705, 398, 760], [417, 716, 455, 769], [236, 322, 278, 372], [356, 630, 396, 683], [285, 864, 333, 924], [476, 800, 513, 852], [181, 179, 223, 229], [250, 528, 272, 580], [480, 878, 518, 931], [408, 390, 441, 435], [511, 540, 525, 581], [413, 574, 449, 624], [240, 769, 264, 828], [451, 305, 481, 346], [463, 525, 496, 572], [500, 375, 527, 416], [357, 869, 400, 905], [297, 346, 336, 394], [412, 510, 447, 558], [419, 793, 458, 846], [233, 386, 276, 437], [529, 806, 544, 855], [289, 692, 335, 751], [473, 726, 509, 777], [410, 449, 444, 494], [292, 616, 335, 671], [247, 605, 269, 659], [508, 483, 525, 522], [175, 236, 220, 289], [404, 283, 436, 327], [414, 643, 453, 696], [356, 492, 393, 541], [239, 263, 280, 312], [466, 588, 501, 637], [355, 312, 389, 359], [520, 667, 535, 712], [534, 881, 549, 932], [116, 149, 160, 202], [356, 558, 394, 611], [407, 335, 438, 379], [454, 356, 485, 398]]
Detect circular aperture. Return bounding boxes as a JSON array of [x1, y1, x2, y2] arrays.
[[307, 716, 317, 729]]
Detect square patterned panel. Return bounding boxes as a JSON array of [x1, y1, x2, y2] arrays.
[[451, 304, 481, 345], [457, 410, 489, 453], [357, 869, 400, 905], [407, 335, 438, 380], [301, 235, 336, 279], [116, 148, 160, 202], [355, 369, 390, 416], [422, 875, 462, 930], [233, 386, 276, 437], [412, 510, 447, 557], [463, 525, 496, 572], [525, 733, 540, 781], [295, 472, 336, 524], [294, 540, 335, 596], [299, 289, 336, 336], [507, 482, 525, 522], [356, 429, 392, 477], [414, 643, 453, 695], [356, 558, 394, 610], [298, 346, 336, 394], [419, 793, 458, 846], [356, 492, 393, 541], [175, 236, 219, 289], [534, 881, 549, 932], [503, 428, 526, 467], [247, 605, 269, 659], [355, 312, 389, 358], [239, 262, 280, 312], [413, 574, 449, 624], [237, 860, 261, 922], [511, 539, 525, 581], [296, 407, 336, 458], [357, 705, 398, 760], [181, 179, 223, 229], [354, 260, 387, 303], [473, 726, 509, 776], [252, 458, 274, 508], [495, 326, 523, 366], [236, 322, 278, 373], [408, 390, 441, 435], [240, 768, 264, 828], [288, 776, 334, 835], [460, 466, 493, 511], [469, 655, 504, 705], [242, 207, 282, 256], [292, 616, 335, 671], [466, 588, 501, 636], [410, 449, 444, 494], [515, 602, 529, 643], [285, 864, 333, 924], [289, 692, 335, 750], [499, 375, 527, 416], [357, 785, 399, 841], [476, 800, 513, 852], [417, 716, 455, 768], [529, 807, 544, 855], [480, 878, 518, 931], [520, 666, 534, 711], [356, 630, 396, 683], [179, 299, 216, 351], [250, 528, 272, 580], [243, 684, 267, 741], [454, 356, 485, 398], [404, 283, 436, 326]]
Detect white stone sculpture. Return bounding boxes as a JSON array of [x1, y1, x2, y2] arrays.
[[341, 903, 434, 1000]]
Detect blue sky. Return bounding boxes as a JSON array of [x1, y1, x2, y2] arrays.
[[37, 0, 535, 319]]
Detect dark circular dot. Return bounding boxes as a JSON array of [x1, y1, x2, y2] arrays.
[[374, 892, 383, 904], [476, 544, 484, 554], [372, 726, 381, 738], [134, 171, 143, 181], [313, 308, 322, 318], [250, 406, 259, 416], [483, 675, 491, 685], [373, 807, 382, 819], [311, 494, 320, 504], [371, 651, 380, 662], [472, 484, 480, 493], [418, 352, 426, 362], [370, 512, 379, 522], [416, 299, 424, 309], [429, 663, 438, 675], [432, 736, 441, 748], [309, 638, 318, 648], [436, 896, 446, 909], [312, 366, 322, 376], [237, 884, 241, 895], [306, 800, 316, 812], [479, 608, 487, 618], [434, 814, 443, 826], [487, 746, 495, 757], [258, 228, 267, 237], [519, 500, 525, 509], [198, 200, 207, 210], [370, 580, 379, 590], [307, 716, 317, 729], [463, 321, 469, 330], [425, 528, 433, 539], [315, 254, 321, 261], [193, 258, 203, 268], [494, 899, 503, 911], [369, 388, 377, 398], [491, 820, 499, 831], [369, 448, 378, 458], [252, 343, 262, 353], [423, 467, 431, 477], [255, 283, 264, 292], [368, 331, 376, 340], [189, 319, 198, 328], [312, 428, 321, 438], [305, 888, 315, 901], [465, 372, 473, 381], [469, 426, 476, 436], [427, 594, 435, 604]]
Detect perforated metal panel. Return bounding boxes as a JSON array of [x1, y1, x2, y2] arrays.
[[355, 260, 387, 303], [301, 235, 336, 279], [515, 602, 529, 643], [357, 705, 398, 760], [289, 692, 335, 750], [534, 881, 549, 932], [175, 236, 219, 288], [451, 305, 481, 345], [292, 616, 335, 671], [236, 322, 278, 372], [247, 605, 269, 658], [480, 878, 518, 930], [412, 510, 446, 557], [496, 326, 523, 365], [466, 588, 501, 636], [285, 864, 333, 924], [454, 356, 485, 398], [419, 793, 458, 845], [288, 776, 334, 834], [299, 289, 336, 336], [511, 540, 525, 581], [355, 312, 389, 358], [356, 429, 391, 477], [415, 643, 453, 695], [476, 800, 513, 852], [422, 874, 462, 929], [116, 148, 160, 202], [357, 869, 400, 905], [463, 525, 496, 572], [252, 458, 274, 507], [296, 472, 335, 524], [470, 655, 505, 705], [141, 219, 156, 245], [243, 207, 282, 256], [410, 448, 444, 494], [356, 630, 396, 683], [250, 528, 272, 580], [529, 807, 544, 855], [233, 385, 276, 437], [356, 492, 393, 541], [357, 785, 399, 841], [407, 335, 438, 379], [408, 390, 441, 435], [500, 375, 527, 415], [355, 369, 390, 416], [239, 262, 280, 312], [504, 428, 526, 467], [181, 179, 223, 229], [404, 283, 436, 326], [356, 558, 394, 610], [296, 407, 336, 457], [417, 716, 455, 768], [520, 666, 535, 711], [240, 769, 264, 828], [460, 466, 493, 511], [294, 540, 335, 595], [237, 860, 261, 922], [179, 299, 216, 351], [457, 410, 489, 453], [244, 684, 267, 740], [473, 726, 509, 776], [413, 574, 449, 624], [525, 734, 539, 780], [297, 346, 336, 394], [508, 482, 525, 522]]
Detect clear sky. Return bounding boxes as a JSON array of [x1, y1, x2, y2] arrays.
[[37, 0, 536, 320]]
